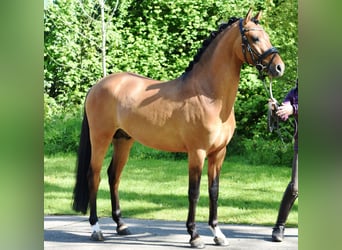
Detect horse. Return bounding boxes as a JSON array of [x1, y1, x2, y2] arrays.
[[72, 8, 284, 248]]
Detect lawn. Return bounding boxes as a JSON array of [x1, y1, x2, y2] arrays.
[[44, 154, 298, 227]]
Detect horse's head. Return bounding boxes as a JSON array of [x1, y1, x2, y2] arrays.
[[238, 9, 285, 78]]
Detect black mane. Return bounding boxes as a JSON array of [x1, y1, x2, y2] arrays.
[[183, 17, 240, 74]]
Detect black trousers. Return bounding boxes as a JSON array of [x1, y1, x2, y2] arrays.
[[275, 151, 298, 226]]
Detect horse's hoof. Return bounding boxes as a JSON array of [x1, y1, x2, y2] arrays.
[[190, 237, 205, 248], [117, 224, 131, 235], [90, 231, 104, 241], [213, 236, 229, 246]]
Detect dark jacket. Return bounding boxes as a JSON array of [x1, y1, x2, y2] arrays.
[[282, 85, 298, 151]]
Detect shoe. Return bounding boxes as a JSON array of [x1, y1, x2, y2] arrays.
[[272, 225, 285, 242]]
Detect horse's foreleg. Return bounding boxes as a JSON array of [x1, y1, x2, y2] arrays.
[[186, 150, 205, 248], [207, 147, 228, 246], [108, 138, 134, 235]]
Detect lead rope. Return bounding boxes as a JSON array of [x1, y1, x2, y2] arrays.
[[259, 73, 288, 148]]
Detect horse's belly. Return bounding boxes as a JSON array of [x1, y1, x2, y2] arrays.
[[123, 120, 231, 154], [128, 126, 187, 152]]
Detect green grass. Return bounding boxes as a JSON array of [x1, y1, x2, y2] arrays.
[[44, 154, 297, 227]]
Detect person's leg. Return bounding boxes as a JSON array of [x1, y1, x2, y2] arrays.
[[272, 151, 298, 242]]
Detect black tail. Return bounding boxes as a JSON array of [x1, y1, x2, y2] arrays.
[[72, 111, 91, 214]]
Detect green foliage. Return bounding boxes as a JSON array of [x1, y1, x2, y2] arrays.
[[44, 112, 83, 155], [44, 0, 297, 105], [242, 137, 293, 165], [130, 143, 187, 160], [44, 0, 298, 165]]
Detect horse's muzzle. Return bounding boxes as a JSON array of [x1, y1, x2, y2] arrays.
[[269, 61, 285, 77]]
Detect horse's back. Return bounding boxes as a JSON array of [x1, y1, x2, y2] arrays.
[[86, 72, 159, 107], [88, 72, 159, 96]]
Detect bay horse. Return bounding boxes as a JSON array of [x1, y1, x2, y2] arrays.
[[73, 9, 284, 248]]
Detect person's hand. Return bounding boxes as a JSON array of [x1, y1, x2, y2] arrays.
[[268, 98, 278, 111], [276, 101, 293, 120]]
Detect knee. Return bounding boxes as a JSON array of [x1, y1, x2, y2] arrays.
[[290, 182, 298, 197]]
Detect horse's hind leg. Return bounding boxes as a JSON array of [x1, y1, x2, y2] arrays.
[[107, 136, 134, 235], [207, 147, 228, 246], [88, 133, 113, 241]]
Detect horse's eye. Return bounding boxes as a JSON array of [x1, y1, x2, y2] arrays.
[[251, 36, 259, 43]]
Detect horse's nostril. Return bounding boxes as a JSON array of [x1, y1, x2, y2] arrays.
[[276, 64, 281, 72], [276, 64, 282, 73]]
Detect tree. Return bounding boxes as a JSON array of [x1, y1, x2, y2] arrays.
[[44, 0, 120, 109]]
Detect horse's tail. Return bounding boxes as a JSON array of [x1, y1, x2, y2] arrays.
[[72, 110, 91, 214]]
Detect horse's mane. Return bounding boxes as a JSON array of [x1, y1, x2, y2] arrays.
[[183, 17, 240, 74]]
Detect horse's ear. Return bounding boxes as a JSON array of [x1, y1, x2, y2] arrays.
[[244, 8, 253, 25], [254, 11, 262, 21]]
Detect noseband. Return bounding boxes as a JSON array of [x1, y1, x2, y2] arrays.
[[239, 18, 278, 74]]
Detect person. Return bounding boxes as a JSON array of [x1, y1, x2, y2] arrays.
[[269, 79, 298, 242]]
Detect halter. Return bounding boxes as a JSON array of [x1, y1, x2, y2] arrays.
[[239, 18, 279, 75]]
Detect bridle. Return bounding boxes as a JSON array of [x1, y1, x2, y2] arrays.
[[239, 18, 289, 145], [239, 18, 279, 130], [239, 18, 279, 75]]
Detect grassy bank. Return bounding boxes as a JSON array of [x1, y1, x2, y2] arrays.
[[44, 154, 297, 226]]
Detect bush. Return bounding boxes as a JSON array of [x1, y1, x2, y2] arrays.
[[241, 136, 293, 166], [44, 112, 82, 155], [129, 143, 187, 161]]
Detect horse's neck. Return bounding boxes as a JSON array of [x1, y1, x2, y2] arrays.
[[182, 24, 243, 118]]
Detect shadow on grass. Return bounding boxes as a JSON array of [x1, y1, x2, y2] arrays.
[[103, 189, 297, 216], [45, 180, 297, 223]]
